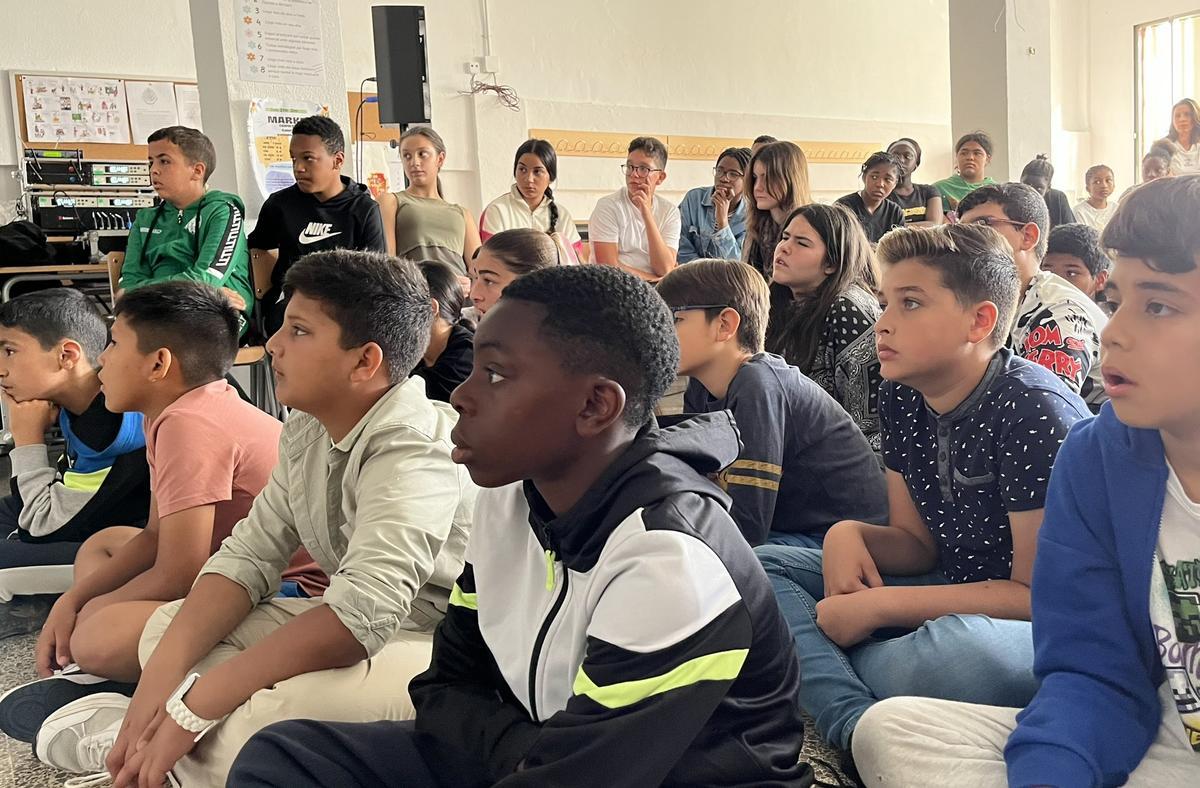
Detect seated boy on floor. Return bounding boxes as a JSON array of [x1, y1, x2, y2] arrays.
[[850, 177, 1200, 788], [1041, 222, 1111, 302], [0, 282, 295, 740], [755, 223, 1090, 753], [228, 265, 812, 788], [0, 289, 150, 638], [38, 250, 476, 786], [120, 126, 254, 334], [656, 258, 887, 548]]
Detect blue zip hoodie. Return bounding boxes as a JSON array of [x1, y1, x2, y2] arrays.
[[1005, 403, 1174, 787]]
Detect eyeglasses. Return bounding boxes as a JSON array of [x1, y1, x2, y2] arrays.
[[670, 304, 733, 315], [953, 215, 1030, 230], [621, 164, 664, 177], [713, 167, 745, 181]]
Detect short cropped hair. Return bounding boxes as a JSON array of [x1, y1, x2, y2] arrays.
[[1102, 174, 1200, 274], [147, 126, 216, 183], [113, 282, 238, 385], [877, 224, 1020, 348], [657, 259, 770, 353], [501, 265, 678, 428], [958, 182, 1051, 260], [284, 250, 432, 383], [292, 115, 345, 155], [0, 288, 107, 364], [1047, 223, 1110, 276], [628, 136, 668, 170]]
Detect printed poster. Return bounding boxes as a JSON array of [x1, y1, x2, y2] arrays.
[[126, 81, 180, 142], [248, 98, 328, 198], [23, 76, 131, 144], [236, 0, 325, 86], [175, 84, 204, 131]]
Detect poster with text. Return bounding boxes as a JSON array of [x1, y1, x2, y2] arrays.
[[236, 0, 325, 86], [175, 84, 204, 131], [248, 98, 328, 198], [126, 81, 179, 142]]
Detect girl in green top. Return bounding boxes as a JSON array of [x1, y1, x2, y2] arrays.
[[379, 127, 481, 278], [934, 131, 997, 213]]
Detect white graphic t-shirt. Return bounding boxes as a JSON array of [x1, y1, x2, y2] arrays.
[[1150, 462, 1200, 755]]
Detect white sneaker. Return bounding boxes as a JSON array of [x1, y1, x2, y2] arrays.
[[34, 691, 128, 774]]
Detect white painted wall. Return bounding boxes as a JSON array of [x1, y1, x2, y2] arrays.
[[0, 0, 955, 220]]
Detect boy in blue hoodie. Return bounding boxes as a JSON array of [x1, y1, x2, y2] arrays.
[[851, 174, 1200, 786]]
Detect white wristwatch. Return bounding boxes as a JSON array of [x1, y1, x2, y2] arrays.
[[165, 672, 226, 741]]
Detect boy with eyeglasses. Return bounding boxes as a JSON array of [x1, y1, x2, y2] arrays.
[[958, 183, 1109, 412], [589, 137, 681, 282]]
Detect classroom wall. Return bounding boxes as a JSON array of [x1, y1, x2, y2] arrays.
[[1, 0, 957, 219]]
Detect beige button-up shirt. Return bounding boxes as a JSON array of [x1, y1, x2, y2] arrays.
[[199, 377, 475, 657]]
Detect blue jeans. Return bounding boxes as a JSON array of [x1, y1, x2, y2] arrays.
[[755, 544, 1037, 750], [766, 530, 826, 549], [276, 580, 310, 599]]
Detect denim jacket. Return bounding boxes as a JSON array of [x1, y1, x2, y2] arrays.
[[677, 186, 747, 263]]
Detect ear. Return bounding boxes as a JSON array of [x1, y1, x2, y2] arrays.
[[430, 298, 440, 319], [348, 341, 387, 384], [192, 161, 207, 183], [435, 150, 447, 170], [967, 300, 1001, 346], [715, 307, 742, 344], [576, 377, 627, 439], [332, 149, 345, 171], [149, 347, 174, 383], [655, 169, 667, 186], [1093, 269, 1110, 294], [1020, 222, 1041, 254], [58, 339, 86, 371]]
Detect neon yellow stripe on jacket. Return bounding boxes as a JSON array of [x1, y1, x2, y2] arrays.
[[62, 466, 111, 494], [572, 648, 749, 709], [449, 583, 477, 610]]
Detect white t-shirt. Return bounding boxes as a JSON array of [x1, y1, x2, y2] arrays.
[[1149, 462, 1200, 755], [1170, 143, 1200, 176], [480, 185, 583, 252], [588, 188, 681, 274], [1072, 200, 1118, 233]]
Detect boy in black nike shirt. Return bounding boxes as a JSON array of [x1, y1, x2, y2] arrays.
[[248, 116, 387, 333]]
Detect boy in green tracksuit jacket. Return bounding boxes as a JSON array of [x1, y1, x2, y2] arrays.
[[121, 126, 253, 334]]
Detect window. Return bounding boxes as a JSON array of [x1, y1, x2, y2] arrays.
[[1135, 12, 1200, 170]]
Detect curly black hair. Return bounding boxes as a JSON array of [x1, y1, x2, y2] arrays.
[[958, 182, 1051, 259], [292, 115, 345, 155], [1046, 223, 1110, 276], [500, 265, 679, 427]]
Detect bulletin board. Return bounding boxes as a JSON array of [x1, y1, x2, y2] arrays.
[[11, 71, 199, 162]]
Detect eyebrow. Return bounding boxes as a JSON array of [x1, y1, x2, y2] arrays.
[[893, 285, 929, 295], [474, 339, 506, 353], [1134, 280, 1189, 295]]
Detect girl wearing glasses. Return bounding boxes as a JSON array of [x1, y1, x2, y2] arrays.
[[677, 146, 752, 263], [380, 126, 482, 281], [767, 203, 883, 450], [480, 139, 585, 261]]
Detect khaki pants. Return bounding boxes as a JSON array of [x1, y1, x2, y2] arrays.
[[851, 690, 1197, 787], [138, 597, 434, 786]]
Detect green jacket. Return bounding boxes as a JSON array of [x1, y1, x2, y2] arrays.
[[121, 190, 253, 331]]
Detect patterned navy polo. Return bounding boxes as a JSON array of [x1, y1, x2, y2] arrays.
[[880, 349, 1090, 583]]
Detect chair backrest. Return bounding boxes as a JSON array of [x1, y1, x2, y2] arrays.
[[250, 249, 278, 301], [105, 251, 125, 304]]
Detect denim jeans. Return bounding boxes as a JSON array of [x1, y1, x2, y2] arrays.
[[765, 530, 826, 549], [755, 544, 1037, 750]]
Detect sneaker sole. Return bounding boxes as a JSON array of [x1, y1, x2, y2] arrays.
[[0, 675, 135, 743]]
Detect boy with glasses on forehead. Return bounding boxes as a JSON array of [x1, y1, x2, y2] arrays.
[[677, 147, 751, 263], [589, 136, 681, 281], [957, 183, 1109, 412]]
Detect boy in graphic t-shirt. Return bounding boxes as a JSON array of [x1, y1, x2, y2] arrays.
[[851, 175, 1200, 788], [248, 116, 387, 333]]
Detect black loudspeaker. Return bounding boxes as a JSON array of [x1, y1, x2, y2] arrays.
[[371, 5, 431, 125]]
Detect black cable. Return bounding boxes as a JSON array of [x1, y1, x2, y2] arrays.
[[356, 77, 377, 184]]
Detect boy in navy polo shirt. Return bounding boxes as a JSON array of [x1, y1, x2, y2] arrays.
[[850, 178, 1200, 787], [756, 223, 1089, 751]]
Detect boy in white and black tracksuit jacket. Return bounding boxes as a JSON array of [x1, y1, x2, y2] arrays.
[[229, 264, 810, 788]]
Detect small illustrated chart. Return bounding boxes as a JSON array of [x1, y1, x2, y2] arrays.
[[236, 0, 325, 86], [23, 76, 131, 144]]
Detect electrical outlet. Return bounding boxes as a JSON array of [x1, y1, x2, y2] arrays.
[[465, 61, 480, 75]]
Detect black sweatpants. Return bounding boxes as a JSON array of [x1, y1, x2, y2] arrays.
[[227, 719, 492, 788]]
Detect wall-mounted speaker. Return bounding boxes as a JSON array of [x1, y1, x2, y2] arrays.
[[371, 5, 431, 125]]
